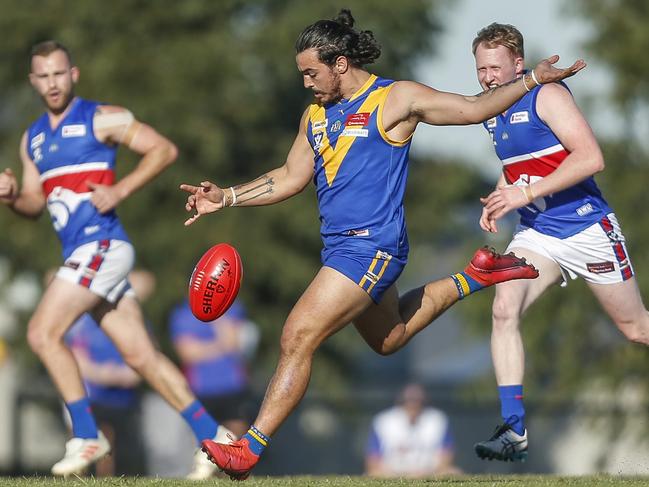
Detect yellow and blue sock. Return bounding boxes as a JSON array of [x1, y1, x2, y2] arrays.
[[243, 425, 270, 456], [499, 385, 526, 435], [181, 400, 219, 443], [66, 397, 98, 439], [450, 272, 484, 299]]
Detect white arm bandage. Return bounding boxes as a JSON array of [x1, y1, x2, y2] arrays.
[[93, 110, 137, 145]]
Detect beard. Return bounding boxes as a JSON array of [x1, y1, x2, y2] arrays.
[[44, 89, 74, 115], [314, 70, 343, 104]]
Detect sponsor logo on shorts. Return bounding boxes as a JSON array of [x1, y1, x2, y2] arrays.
[[586, 261, 615, 274], [64, 261, 80, 270], [606, 229, 622, 243], [376, 250, 392, 260], [364, 270, 379, 284], [62, 124, 87, 137], [510, 111, 529, 124]]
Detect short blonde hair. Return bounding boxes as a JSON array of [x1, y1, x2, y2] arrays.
[[472, 23, 524, 58]]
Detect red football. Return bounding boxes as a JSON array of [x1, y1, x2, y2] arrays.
[[188, 243, 243, 322]]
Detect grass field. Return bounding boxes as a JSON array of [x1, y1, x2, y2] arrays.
[[1, 476, 649, 487]]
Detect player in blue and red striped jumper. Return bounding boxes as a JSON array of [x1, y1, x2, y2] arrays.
[[0, 40, 231, 478], [472, 23, 649, 462]]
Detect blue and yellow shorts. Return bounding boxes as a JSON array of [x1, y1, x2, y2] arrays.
[[322, 244, 407, 303]]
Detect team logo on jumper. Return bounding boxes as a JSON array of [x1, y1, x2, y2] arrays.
[[312, 119, 328, 132], [586, 261, 615, 274], [330, 120, 343, 133], [510, 111, 529, 124], [62, 124, 87, 137], [30, 132, 45, 149]]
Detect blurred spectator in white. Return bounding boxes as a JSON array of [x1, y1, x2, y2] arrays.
[[64, 269, 155, 476], [169, 299, 259, 438], [365, 383, 461, 477]]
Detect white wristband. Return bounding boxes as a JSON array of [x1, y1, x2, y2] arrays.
[[531, 69, 540, 86], [522, 76, 531, 92], [229, 187, 237, 207]]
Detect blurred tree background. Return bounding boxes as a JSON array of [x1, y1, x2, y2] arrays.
[[1, 0, 648, 408]]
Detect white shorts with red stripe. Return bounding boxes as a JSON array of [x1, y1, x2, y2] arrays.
[[56, 239, 135, 302], [507, 213, 634, 286]]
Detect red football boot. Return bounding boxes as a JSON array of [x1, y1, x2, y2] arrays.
[[201, 438, 259, 481], [464, 246, 539, 286]]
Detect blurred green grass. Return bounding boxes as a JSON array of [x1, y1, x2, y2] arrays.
[[2, 475, 649, 487]]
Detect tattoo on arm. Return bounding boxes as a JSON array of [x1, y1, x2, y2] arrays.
[[233, 175, 275, 204], [474, 77, 520, 98]]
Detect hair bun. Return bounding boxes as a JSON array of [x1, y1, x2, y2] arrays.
[[334, 9, 354, 28]]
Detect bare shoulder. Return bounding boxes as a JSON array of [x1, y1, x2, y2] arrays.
[[536, 82, 580, 120], [388, 80, 443, 112], [390, 79, 439, 97], [536, 82, 573, 103]]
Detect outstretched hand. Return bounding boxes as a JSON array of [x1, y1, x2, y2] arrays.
[[179, 181, 226, 226], [533, 55, 586, 84]]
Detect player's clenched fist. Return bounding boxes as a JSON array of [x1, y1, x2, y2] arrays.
[[0, 168, 18, 204], [180, 181, 226, 226]]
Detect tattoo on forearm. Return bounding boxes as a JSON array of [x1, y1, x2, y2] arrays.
[[474, 77, 520, 98], [234, 175, 275, 204]]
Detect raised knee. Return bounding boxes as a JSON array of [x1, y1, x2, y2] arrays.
[[621, 321, 649, 346]]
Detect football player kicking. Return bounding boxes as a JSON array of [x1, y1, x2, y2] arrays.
[[181, 10, 584, 480]]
